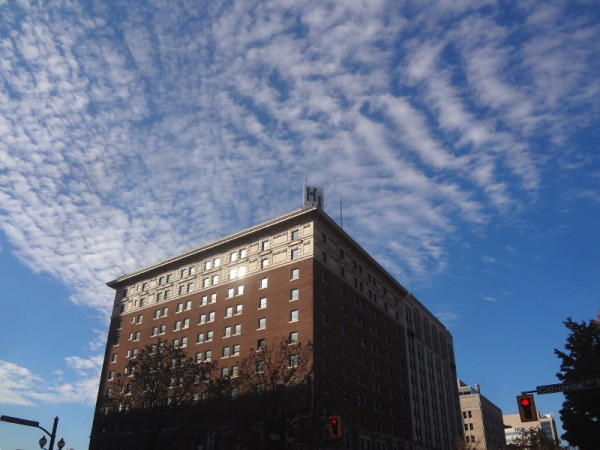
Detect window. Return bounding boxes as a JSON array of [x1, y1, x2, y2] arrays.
[[185, 300, 192, 310], [257, 338, 266, 350], [206, 330, 213, 341], [214, 257, 221, 267], [205, 350, 212, 361], [290, 354, 298, 368], [261, 258, 269, 268], [201, 295, 208, 306], [289, 331, 298, 344], [256, 360, 265, 373], [180, 268, 188, 278], [237, 285, 244, 295], [258, 317, 266, 329], [291, 229, 299, 240], [235, 304, 243, 315], [199, 314, 206, 324], [230, 251, 238, 262], [183, 318, 190, 329], [159, 276, 165, 286], [156, 292, 163, 302], [225, 306, 233, 318], [196, 352, 203, 363], [222, 347, 230, 358], [260, 277, 268, 289], [203, 278, 209, 287], [259, 297, 267, 309], [232, 344, 240, 356], [221, 367, 229, 377], [232, 365, 239, 377], [154, 310, 160, 319], [262, 240, 270, 251], [108, 370, 114, 380], [208, 311, 215, 322], [174, 321, 181, 331], [197, 332, 204, 343], [166, 274, 173, 283], [205, 260, 212, 270], [173, 339, 180, 348], [224, 326, 232, 337], [152, 327, 158, 336], [111, 353, 118, 363], [176, 303, 183, 313], [234, 323, 241, 335], [240, 248, 247, 258], [290, 288, 299, 301], [178, 285, 185, 295], [160, 325, 166, 334], [212, 275, 219, 285], [291, 268, 299, 279], [187, 282, 194, 292], [162, 307, 168, 316], [164, 290, 171, 299], [181, 337, 188, 348], [290, 310, 299, 322], [291, 248, 299, 260], [134, 331, 140, 341], [210, 293, 217, 303], [227, 288, 234, 298]]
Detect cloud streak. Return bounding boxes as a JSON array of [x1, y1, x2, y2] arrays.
[[0, 0, 598, 406]]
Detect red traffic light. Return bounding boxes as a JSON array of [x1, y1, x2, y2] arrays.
[[516, 394, 537, 422], [328, 414, 342, 438]]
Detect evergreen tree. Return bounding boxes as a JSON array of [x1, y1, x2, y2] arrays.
[[554, 315, 600, 449]]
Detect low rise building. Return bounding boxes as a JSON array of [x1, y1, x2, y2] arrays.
[[503, 412, 558, 446]]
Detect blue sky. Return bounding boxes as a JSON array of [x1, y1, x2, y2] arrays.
[[0, 0, 598, 448]]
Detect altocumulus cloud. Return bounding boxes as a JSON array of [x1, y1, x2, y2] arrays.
[[0, 0, 598, 406]]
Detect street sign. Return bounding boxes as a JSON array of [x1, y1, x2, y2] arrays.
[[1, 415, 40, 428], [536, 379, 600, 395]]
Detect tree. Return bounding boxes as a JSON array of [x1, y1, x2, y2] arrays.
[[554, 316, 600, 450], [102, 339, 216, 450], [232, 338, 315, 450], [511, 427, 561, 449]]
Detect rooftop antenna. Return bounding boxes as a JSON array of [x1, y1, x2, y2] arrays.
[[339, 194, 351, 228]]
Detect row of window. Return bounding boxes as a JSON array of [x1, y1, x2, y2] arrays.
[[127, 305, 300, 343], [110, 331, 301, 378], [123, 232, 305, 303]]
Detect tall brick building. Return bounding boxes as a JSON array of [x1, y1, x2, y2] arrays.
[[90, 206, 462, 449]]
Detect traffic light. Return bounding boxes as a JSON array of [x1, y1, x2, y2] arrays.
[[517, 394, 538, 422], [328, 414, 343, 438]]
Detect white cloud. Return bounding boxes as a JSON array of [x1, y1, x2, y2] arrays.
[[0, 356, 102, 406], [0, 0, 597, 406]]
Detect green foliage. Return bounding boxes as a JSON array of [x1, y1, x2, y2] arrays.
[[554, 316, 600, 450]]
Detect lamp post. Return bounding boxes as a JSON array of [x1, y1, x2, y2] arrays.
[[0, 414, 66, 450]]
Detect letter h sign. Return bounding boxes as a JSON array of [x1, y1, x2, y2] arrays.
[[304, 185, 323, 209]]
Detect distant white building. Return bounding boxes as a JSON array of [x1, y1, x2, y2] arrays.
[[503, 412, 558, 445]]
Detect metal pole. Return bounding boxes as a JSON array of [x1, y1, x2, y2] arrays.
[[48, 416, 58, 450]]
